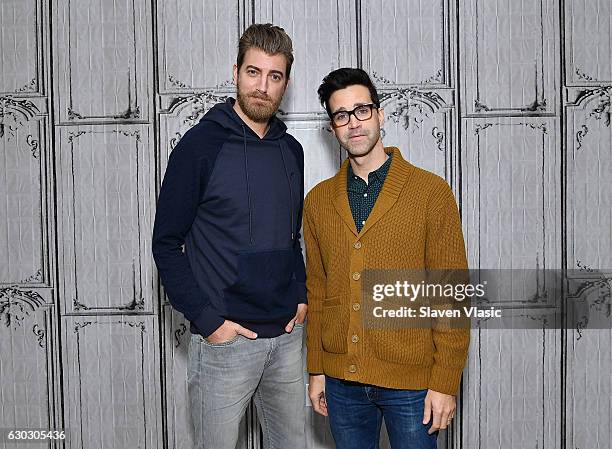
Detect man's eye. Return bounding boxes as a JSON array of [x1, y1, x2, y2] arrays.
[[271, 74, 282, 81], [335, 113, 348, 121], [355, 106, 369, 116], [247, 69, 257, 75]]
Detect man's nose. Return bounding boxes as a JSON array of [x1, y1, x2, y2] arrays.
[[256, 75, 268, 93], [347, 114, 361, 128]]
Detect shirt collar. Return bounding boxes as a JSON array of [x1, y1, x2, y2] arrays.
[[347, 152, 393, 187]]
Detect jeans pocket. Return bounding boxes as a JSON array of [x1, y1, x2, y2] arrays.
[[200, 334, 243, 347], [187, 334, 201, 384]]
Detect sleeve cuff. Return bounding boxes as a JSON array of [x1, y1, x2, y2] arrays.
[[297, 281, 307, 304], [427, 364, 465, 395], [191, 306, 225, 338], [307, 349, 324, 374]]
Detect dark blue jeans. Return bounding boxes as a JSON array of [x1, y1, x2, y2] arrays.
[[325, 376, 438, 449]]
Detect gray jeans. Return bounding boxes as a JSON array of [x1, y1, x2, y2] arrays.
[[187, 323, 306, 449]]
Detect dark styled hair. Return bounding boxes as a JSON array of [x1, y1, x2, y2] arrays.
[[317, 68, 380, 117], [237, 23, 294, 79]]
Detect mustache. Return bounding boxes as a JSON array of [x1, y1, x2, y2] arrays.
[[347, 131, 367, 138], [249, 92, 272, 102]]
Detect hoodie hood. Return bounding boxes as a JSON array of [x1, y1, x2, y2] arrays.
[[200, 97, 288, 141], [199, 97, 295, 246]]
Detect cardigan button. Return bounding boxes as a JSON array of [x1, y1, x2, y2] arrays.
[[352, 272, 361, 281], [351, 335, 359, 343], [353, 241, 362, 249], [352, 303, 361, 311], [348, 364, 357, 373]]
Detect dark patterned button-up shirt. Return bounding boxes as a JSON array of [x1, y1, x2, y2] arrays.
[[347, 153, 393, 232]]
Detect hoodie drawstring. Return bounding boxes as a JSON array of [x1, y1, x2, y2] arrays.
[[278, 141, 295, 241], [241, 124, 254, 245], [241, 124, 296, 244]]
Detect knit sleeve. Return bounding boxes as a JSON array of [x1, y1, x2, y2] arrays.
[[425, 183, 471, 395], [304, 194, 326, 374]]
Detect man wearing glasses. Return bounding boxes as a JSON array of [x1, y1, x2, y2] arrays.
[[304, 68, 470, 448]]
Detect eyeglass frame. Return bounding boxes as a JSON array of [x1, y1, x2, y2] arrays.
[[329, 103, 379, 128]]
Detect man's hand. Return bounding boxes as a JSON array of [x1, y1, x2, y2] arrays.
[[285, 303, 308, 332], [423, 389, 456, 434], [308, 374, 328, 416], [205, 320, 257, 344]]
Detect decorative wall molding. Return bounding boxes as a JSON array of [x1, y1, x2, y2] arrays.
[[164, 87, 232, 149], [54, 0, 151, 123], [0, 96, 39, 139], [17, 79, 38, 93], [0, 287, 45, 328], [174, 323, 187, 348], [572, 86, 611, 150], [20, 269, 43, 284], [32, 323, 46, 348], [73, 296, 145, 312], [474, 122, 548, 135], [462, 0, 556, 115]]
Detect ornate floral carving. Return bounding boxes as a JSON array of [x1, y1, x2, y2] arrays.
[[431, 126, 445, 152], [67, 131, 86, 143], [74, 321, 93, 333], [474, 122, 547, 135], [372, 72, 447, 131], [0, 287, 44, 328], [26, 135, 40, 158], [20, 269, 43, 284], [175, 323, 187, 348], [169, 132, 182, 150], [474, 98, 547, 113], [473, 123, 493, 135], [474, 99, 490, 113], [115, 105, 141, 120], [422, 69, 443, 85], [166, 85, 233, 148], [73, 296, 144, 311], [183, 91, 232, 127], [576, 125, 589, 151], [168, 74, 189, 89], [66, 108, 84, 120], [16, 78, 37, 93], [113, 129, 141, 142], [32, 324, 45, 348], [573, 86, 611, 150], [575, 67, 597, 82], [126, 321, 146, 332], [0, 96, 39, 139], [571, 261, 612, 340]]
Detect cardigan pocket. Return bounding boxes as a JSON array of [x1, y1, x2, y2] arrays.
[[320, 295, 348, 354], [367, 328, 433, 365]]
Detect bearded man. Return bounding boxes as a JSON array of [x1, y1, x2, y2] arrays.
[[152, 23, 307, 449]]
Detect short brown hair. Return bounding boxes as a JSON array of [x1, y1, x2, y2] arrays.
[[237, 23, 294, 79]]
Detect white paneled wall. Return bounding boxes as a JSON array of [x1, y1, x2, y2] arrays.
[[0, 1, 611, 448]]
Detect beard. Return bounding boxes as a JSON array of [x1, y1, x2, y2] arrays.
[[340, 127, 381, 157], [236, 88, 282, 123]]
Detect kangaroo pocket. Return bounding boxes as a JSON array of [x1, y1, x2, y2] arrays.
[[223, 248, 297, 320]]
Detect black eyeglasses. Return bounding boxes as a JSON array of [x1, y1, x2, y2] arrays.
[[330, 103, 378, 127]]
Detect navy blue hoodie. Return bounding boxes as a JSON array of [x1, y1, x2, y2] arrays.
[[152, 98, 306, 338]]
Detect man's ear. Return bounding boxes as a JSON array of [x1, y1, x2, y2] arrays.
[[232, 64, 238, 84], [378, 107, 385, 126]]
